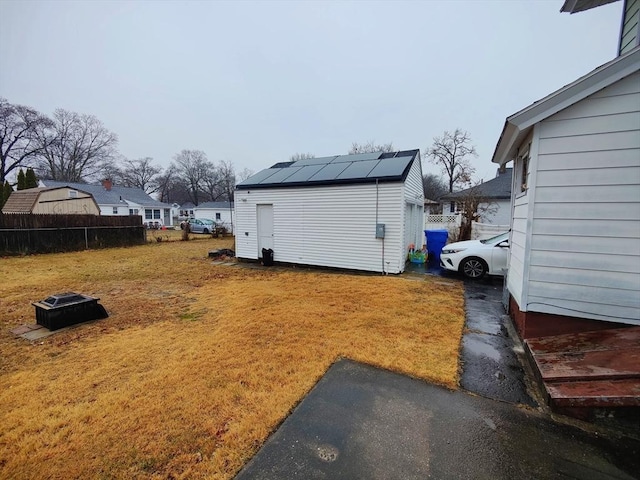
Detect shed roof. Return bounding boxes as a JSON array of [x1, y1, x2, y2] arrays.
[[441, 168, 513, 201], [237, 149, 420, 190], [2, 188, 43, 213], [41, 181, 169, 208], [492, 46, 640, 166]]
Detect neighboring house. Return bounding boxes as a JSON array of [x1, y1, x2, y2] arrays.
[[235, 150, 425, 274], [193, 202, 235, 232], [440, 168, 513, 225], [491, 46, 640, 338], [2, 186, 100, 215], [423, 198, 441, 214], [40, 179, 174, 227], [178, 202, 196, 221]]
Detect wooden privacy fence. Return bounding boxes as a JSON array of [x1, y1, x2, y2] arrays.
[[0, 214, 146, 255]]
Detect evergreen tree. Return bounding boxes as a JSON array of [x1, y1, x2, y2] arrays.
[[1, 181, 13, 209], [25, 168, 38, 188], [17, 168, 26, 190]]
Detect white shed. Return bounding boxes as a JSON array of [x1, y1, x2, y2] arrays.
[[234, 150, 425, 274], [492, 46, 640, 338]]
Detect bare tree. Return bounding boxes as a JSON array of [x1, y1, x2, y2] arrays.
[[0, 98, 53, 184], [426, 129, 477, 193], [237, 167, 254, 182], [202, 161, 223, 201], [173, 149, 210, 205], [34, 109, 118, 182], [450, 183, 497, 241], [118, 157, 162, 194], [289, 152, 315, 162], [156, 164, 184, 204], [217, 160, 237, 202], [422, 173, 448, 201], [349, 141, 394, 154]]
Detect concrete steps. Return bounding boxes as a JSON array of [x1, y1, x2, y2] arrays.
[[524, 327, 640, 418]]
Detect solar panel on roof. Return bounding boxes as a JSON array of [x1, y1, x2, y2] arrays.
[[281, 164, 325, 183], [238, 168, 280, 186], [308, 162, 350, 181], [259, 166, 301, 184], [336, 160, 380, 179], [367, 156, 413, 178], [331, 152, 382, 163], [293, 156, 338, 166]]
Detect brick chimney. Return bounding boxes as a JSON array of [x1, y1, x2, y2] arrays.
[[102, 179, 112, 191]]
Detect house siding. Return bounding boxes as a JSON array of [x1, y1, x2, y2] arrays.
[[620, 0, 640, 55], [235, 182, 407, 274], [479, 199, 511, 225], [526, 71, 640, 325], [507, 130, 535, 310], [403, 154, 426, 255], [194, 207, 235, 232]]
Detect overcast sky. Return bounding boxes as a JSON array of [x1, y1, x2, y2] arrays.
[[0, 0, 623, 182]]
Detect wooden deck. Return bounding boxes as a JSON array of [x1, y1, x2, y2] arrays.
[[525, 327, 640, 419]]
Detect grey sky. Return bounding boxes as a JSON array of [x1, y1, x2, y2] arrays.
[[0, 0, 623, 183]]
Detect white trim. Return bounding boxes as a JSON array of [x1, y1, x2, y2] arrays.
[[492, 47, 640, 166]]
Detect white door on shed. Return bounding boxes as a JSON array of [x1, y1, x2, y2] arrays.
[[257, 204, 274, 256]]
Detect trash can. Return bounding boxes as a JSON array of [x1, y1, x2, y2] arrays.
[[32, 292, 108, 331], [261, 248, 274, 266], [425, 229, 449, 264]]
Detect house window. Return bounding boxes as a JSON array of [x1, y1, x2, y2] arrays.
[[145, 209, 153, 220], [516, 145, 530, 195], [112, 207, 118, 215], [129, 209, 139, 215], [450, 202, 456, 214], [215, 213, 221, 220], [69, 190, 78, 198], [153, 209, 161, 219]]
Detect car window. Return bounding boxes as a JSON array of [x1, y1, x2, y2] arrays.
[[480, 232, 509, 245]]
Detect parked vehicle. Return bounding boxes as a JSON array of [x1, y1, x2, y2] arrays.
[[440, 232, 509, 279], [188, 218, 216, 234]]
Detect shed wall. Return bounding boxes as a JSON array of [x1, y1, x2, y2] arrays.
[[32, 190, 100, 215], [235, 182, 406, 273]]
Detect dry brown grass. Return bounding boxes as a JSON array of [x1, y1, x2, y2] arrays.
[[0, 237, 465, 479]]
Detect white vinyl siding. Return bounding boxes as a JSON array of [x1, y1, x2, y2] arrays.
[[620, 0, 640, 55], [479, 199, 511, 225], [525, 71, 640, 324], [402, 154, 426, 251], [193, 207, 234, 232], [235, 183, 405, 273]]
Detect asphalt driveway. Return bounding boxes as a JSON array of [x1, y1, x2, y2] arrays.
[[235, 272, 639, 479]]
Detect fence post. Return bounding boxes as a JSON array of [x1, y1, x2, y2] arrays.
[[85, 227, 89, 249]]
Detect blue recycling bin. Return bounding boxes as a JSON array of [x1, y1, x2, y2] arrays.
[[425, 229, 449, 263]]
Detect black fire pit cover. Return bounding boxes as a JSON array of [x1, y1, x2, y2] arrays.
[[33, 292, 108, 331]]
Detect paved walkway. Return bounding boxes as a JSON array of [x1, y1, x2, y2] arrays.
[[235, 271, 640, 479]]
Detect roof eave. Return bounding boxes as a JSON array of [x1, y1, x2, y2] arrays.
[[492, 46, 640, 166], [560, 0, 620, 14]]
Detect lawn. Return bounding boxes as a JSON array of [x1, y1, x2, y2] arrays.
[[0, 236, 465, 479]]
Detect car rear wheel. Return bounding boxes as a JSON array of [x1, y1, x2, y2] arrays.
[[460, 257, 487, 279]]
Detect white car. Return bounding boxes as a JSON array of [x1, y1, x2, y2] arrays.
[[440, 232, 509, 279]]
